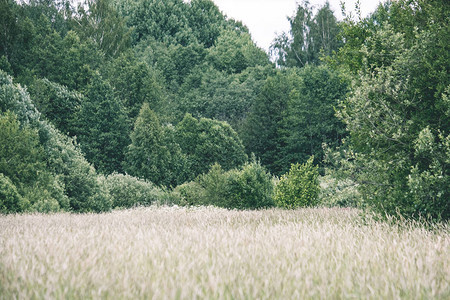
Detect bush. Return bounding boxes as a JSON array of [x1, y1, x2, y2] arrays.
[[103, 173, 163, 209], [225, 161, 274, 209], [28, 193, 60, 213], [172, 181, 207, 206], [194, 161, 274, 209], [324, 137, 450, 220], [0, 173, 28, 214], [172, 181, 206, 206], [196, 164, 229, 207], [0, 112, 72, 213], [274, 157, 320, 209], [22, 176, 70, 213]]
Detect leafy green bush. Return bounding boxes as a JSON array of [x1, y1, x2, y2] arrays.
[[225, 161, 274, 209], [27, 192, 61, 213], [0, 173, 28, 214], [324, 134, 450, 220], [196, 164, 229, 207], [22, 176, 70, 213], [172, 181, 206, 206], [193, 161, 274, 209], [102, 173, 163, 209], [274, 157, 320, 209]]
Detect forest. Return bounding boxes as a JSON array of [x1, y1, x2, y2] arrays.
[[0, 0, 448, 221]]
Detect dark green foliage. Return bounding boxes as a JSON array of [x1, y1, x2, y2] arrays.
[[243, 66, 348, 175], [242, 70, 297, 175], [163, 42, 207, 86], [104, 50, 165, 120], [0, 0, 19, 60], [0, 173, 27, 214], [225, 160, 275, 209], [124, 103, 190, 187], [186, 0, 226, 47], [0, 56, 12, 75], [0, 111, 68, 212], [123, 0, 230, 48], [178, 65, 274, 131], [23, 26, 101, 91], [76, 74, 130, 174], [41, 122, 112, 212], [207, 29, 269, 74], [102, 173, 163, 208], [0, 70, 111, 213], [28, 78, 82, 136], [133, 38, 207, 92], [129, 0, 194, 45], [171, 181, 206, 206], [0, 0, 34, 78], [0, 111, 46, 190], [274, 157, 320, 209], [186, 161, 274, 209], [175, 113, 247, 180], [46, 30, 102, 91], [0, 0, 103, 89], [282, 65, 348, 169]]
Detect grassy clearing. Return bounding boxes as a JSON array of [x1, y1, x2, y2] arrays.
[[0, 206, 449, 299]]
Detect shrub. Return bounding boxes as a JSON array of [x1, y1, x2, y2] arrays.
[[197, 164, 229, 207], [171, 181, 206, 206], [197, 161, 274, 209], [274, 157, 319, 209], [28, 193, 60, 213], [22, 176, 70, 213], [0, 173, 28, 214], [103, 173, 163, 209], [225, 161, 274, 209]]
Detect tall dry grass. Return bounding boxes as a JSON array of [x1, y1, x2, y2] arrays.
[[0, 206, 448, 299]]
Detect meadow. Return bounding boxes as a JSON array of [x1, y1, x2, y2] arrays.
[[0, 206, 449, 299]]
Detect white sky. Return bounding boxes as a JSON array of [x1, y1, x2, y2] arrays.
[[212, 0, 384, 51]]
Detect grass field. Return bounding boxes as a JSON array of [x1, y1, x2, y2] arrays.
[[0, 206, 449, 299]]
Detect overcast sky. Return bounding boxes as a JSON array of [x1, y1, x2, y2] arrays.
[[212, 0, 384, 51]]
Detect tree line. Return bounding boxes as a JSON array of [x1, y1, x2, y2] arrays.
[[0, 0, 448, 220]]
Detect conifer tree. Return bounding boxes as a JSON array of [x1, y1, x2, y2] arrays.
[[77, 74, 130, 174]]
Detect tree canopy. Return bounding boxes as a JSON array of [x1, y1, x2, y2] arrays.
[[0, 0, 447, 219]]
